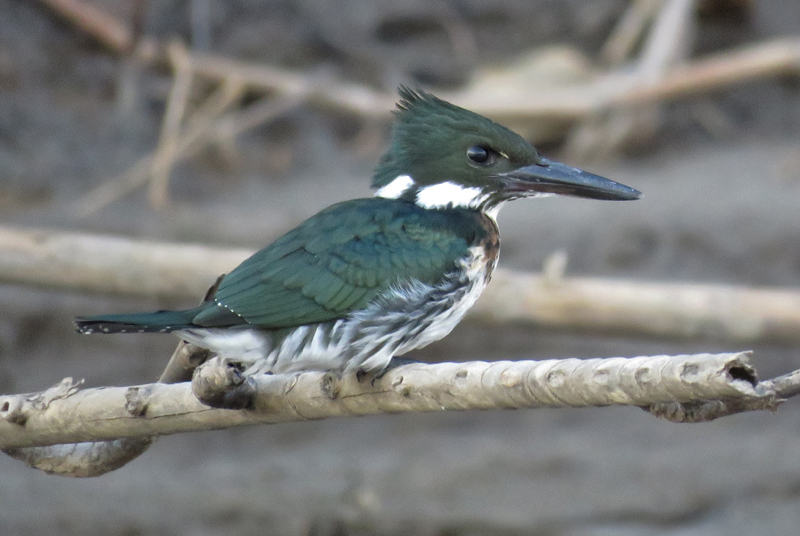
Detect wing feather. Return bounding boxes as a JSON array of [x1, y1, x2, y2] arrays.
[[208, 198, 481, 329]]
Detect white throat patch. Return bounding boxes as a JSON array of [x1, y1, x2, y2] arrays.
[[375, 174, 416, 199], [415, 181, 487, 210]]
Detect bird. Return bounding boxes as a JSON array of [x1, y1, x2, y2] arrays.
[[76, 87, 641, 377]]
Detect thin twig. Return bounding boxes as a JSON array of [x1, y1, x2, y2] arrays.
[[600, 0, 663, 66], [35, 0, 135, 54], [149, 41, 194, 209], [72, 86, 298, 216], [565, 0, 698, 161]]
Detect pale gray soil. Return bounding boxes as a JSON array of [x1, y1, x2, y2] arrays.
[[1, 1, 800, 535]]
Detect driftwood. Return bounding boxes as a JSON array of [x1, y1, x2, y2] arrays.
[[2, 351, 793, 454], [0, 226, 798, 343]]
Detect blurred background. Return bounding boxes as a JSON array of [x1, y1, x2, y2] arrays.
[[1, 0, 800, 534]]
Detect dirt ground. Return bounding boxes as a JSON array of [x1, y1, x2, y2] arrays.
[[1, 1, 800, 535]]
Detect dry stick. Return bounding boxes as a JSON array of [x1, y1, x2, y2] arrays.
[[0, 351, 788, 452], [184, 37, 800, 126], [0, 226, 250, 299], [565, 0, 698, 162], [618, 37, 800, 106], [600, 0, 663, 67], [75, 93, 304, 216], [188, 52, 394, 117], [149, 41, 194, 209], [470, 270, 800, 343], [0, 227, 799, 343], [72, 157, 157, 218], [34, 0, 134, 54], [56, 13, 800, 210], [72, 78, 244, 216], [72, 80, 281, 217]]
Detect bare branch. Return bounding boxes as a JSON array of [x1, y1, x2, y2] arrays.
[[0, 352, 785, 451], [73, 88, 301, 216], [600, 0, 663, 67], [35, 0, 135, 54], [469, 270, 800, 343], [148, 41, 194, 208], [565, 0, 698, 161], [0, 275, 221, 477], [2, 437, 155, 477], [1, 341, 211, 477], [0, 226, 250, 299], [184, 38, 800, 124], [0, 353, 777, 449]]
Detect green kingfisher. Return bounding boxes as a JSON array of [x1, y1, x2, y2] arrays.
[[76, 88, 641, 375]]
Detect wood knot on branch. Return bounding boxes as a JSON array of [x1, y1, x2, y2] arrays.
[[124, 386, 151, 417], [0, 396, 27, 426], [321, 372, 342, 400]]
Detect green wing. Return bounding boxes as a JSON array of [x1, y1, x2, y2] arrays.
[[195, 198, 481, 330]]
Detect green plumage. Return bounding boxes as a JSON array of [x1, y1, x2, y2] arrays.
[[76, 198, 491, 333], [209, 198, 486, 328]]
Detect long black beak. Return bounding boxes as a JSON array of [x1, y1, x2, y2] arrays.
[[498, 157, 642, 201]]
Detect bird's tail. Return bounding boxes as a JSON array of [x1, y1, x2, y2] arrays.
[[75, 309, 200, 334]]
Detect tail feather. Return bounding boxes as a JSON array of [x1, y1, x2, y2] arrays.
[[75, 309, 200, 334]]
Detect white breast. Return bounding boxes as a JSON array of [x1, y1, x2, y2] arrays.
[[177, 246, 495, 375]]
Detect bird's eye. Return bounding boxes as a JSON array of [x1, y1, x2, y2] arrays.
[[467, 145, 493, 165]]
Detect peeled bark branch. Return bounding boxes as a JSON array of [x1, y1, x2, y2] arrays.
[[1, 342, 207, 476], [0, 351, 787, 451]]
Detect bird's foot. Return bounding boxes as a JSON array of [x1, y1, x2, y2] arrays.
[[192, 356, 257, 410]]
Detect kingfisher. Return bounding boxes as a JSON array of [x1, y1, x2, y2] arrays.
[[76, 88, 641, 376]]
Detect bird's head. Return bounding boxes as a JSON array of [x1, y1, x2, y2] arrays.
[[373, 87, 641, 214]]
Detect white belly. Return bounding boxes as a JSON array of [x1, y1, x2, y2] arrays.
[[178, 246, 494, 375]]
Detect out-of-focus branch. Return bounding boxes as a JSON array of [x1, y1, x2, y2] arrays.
[[73, 74, 303, 216], [34, 0, 800, 122], [38, 0, 800, 212], [469, 270, 800, 343], [600, 0, 663, 67], [148, 41, 194, 208], [0, 226, 798, 343], [0, 226, 250, 299], [34, 0, 137, 54], [565, 0, 698, 161], [0, 351, 786, 452]]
